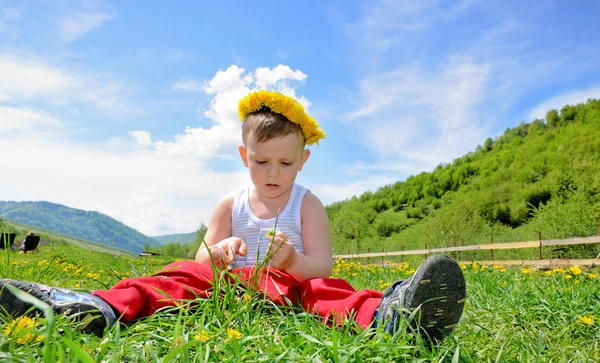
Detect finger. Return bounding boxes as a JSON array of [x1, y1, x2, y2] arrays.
[[238, 241, 247, 256]]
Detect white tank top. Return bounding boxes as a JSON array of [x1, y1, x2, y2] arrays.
[[230, 183, 308, 268]]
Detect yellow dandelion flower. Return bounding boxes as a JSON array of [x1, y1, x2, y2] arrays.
[[460, 264, 467, 270], [521, 267, 533, 274], [565, 275, 573, 279], [380, 282, 392, 290], [500, 268, 507, 273], [226, 328, 242, 343], [194, 330, 213, 342], [242, 293, 252, 304], [578, 316, 595, 325], [544, 271, 552, 276], [237, 90, 326, 145], [585, 273, 597, 279], [569, 266, 582, 275], [3, 317, 44, 345], [174, 336, 183, 347]]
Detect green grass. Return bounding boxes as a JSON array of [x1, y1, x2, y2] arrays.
[[1, 243, 599, 362]]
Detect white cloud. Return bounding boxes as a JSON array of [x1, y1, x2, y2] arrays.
[[0, 54, 137, 116], [348, 56, 490, 169], [342, 161, 417, 176], [172, 79, 203, 92], [0, 106, 63, 134], [312, 176, 395, 205], [60, 11, 114, 42], [0, 136, 249, 236], [0, 55, 75, 98], [528, 87, 600, 121], [254, 65, 307, 89], [129, 130, 152, 146]]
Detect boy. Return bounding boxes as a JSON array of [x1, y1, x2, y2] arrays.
[[0, 90, 466, 341]]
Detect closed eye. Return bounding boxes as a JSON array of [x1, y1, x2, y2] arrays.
[[282, 162, 292, 166], [256, 161, 267, 165]]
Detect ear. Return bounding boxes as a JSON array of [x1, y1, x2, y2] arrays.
[[298, 148, 310, 171], [238, 144, 249, 167]]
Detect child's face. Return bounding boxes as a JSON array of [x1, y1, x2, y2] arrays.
[[239, 132, 310, 200]]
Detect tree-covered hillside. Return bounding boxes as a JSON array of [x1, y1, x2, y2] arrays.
[[0, 201, 160, 253], [327, 99, 600, 259], [152, 231, 198, 245]]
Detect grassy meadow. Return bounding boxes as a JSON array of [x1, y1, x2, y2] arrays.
[[1, 242, 599, 362]]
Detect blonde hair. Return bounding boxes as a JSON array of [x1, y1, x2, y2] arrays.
[[242, 110, 304, 145]]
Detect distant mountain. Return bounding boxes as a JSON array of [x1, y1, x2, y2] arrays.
[[0, 201, 160, 253], [152, 231, 198, 245]]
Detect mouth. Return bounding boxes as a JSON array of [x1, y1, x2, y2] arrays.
[[265, 183, 280, 189]]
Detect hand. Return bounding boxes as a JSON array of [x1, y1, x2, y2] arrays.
[[209, 237, 247, 267], [266, 231, 297, 270]]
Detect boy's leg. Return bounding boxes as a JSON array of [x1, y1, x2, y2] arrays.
[[264, 254, 465, 342], [93, 260, 217, 322], [0, 261, 219, 336]]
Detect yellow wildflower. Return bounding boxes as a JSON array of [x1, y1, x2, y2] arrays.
[[585, 273, 598, 279], [242, 293, 252, 304], [544, 271, 552, 276], [565, 275, 573, 279], [3, 317, 44, 345], [194, 330, 213, 342], [500, 268, 507, 273], [578, 316, 595, 325], [569, 266, 582, 275], [226, 328, 242, 343], [522, 267, 533, 274], [460, 264, 467, 270]]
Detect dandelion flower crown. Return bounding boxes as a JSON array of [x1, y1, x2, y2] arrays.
[[238, 90, 326, 145]]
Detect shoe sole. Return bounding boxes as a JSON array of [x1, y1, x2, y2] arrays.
[[403, 255, 466, 342], [0, 279, 108, 336]]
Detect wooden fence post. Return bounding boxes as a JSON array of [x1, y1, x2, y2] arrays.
[[453, 239, 457, 260], [538, 231, 542, 260], [490, 234, 494, 261]]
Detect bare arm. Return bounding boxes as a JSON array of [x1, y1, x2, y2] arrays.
[[268, 192, 332, 281], [195, 193, 246, 266]]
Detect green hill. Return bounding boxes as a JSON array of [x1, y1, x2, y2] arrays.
[[0, 217, 134, 256], [152, 231, 198, 245], [0, 201, 160, 253], [327, 99, 600, 260]]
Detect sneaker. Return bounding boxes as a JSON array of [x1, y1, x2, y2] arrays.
[[378, 254, 466, 342], [0, 279, 117, 336]]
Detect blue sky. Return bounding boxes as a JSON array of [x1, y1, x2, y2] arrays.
[[1, 0, 599, 236]]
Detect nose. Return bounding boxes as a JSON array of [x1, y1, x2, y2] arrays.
[[267, 164, 280, 177]]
